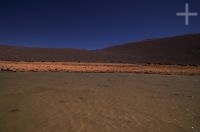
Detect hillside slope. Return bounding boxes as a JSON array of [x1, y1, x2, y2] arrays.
[[0, 33, 200, 64], [97, 33, 200, 64]]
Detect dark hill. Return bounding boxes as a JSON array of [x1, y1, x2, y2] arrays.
[[97, 33, 200, 64], [0, 33, 200, 65]]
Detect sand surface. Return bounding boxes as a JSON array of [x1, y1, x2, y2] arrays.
[[0, 72, 200, 132]]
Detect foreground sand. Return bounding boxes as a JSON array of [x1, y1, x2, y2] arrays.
[[0, 72, 200, 132], [0, 61, 200, 75]]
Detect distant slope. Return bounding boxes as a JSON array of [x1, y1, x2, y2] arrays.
[[0, 45, 96, 62], [0, 33, 200, 64], [97, 33, 200, 65]]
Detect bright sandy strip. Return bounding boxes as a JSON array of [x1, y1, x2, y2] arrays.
[[0, 61, 200, 75]]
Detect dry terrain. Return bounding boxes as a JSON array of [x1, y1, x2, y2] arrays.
[[0, 33, 200, 132], [0, 61, 200, 75], [0, 72, 200, 132]]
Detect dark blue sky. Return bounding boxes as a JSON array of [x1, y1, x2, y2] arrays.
[[0, 0, 200, 49]]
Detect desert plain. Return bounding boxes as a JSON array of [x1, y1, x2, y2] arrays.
[[0, 68, 200, 132], [0, 33, 200, 132]]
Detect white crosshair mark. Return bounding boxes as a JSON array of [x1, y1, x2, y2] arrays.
[[176, 3, 198, 25]]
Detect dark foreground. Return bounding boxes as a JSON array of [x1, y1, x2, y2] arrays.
[[0, 72, 200, 132]]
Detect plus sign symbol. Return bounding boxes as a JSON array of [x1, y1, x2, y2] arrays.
[[176, 3, 198, 25]]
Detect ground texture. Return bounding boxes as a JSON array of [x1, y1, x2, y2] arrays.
[[0, 72, 200, 132]]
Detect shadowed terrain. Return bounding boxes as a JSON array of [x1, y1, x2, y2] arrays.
[[0, 33, 200, 65]]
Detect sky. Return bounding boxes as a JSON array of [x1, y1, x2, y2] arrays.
[[0, 0, 200, 49]]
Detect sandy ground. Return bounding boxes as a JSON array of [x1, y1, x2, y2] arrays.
[[0, 72, 200, 132], [0, 61, 200, 75]]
